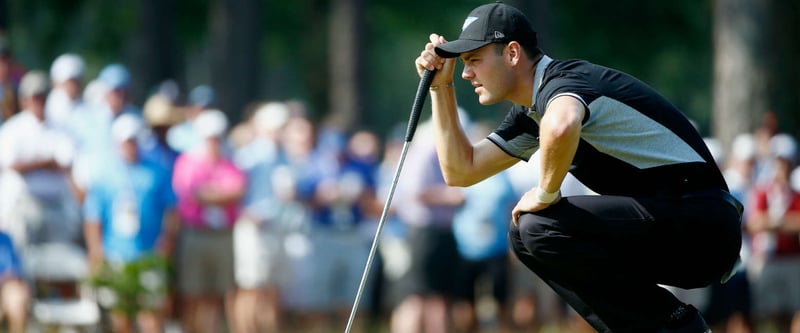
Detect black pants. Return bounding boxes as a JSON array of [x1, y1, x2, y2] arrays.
[[508, 191, 741, 333]]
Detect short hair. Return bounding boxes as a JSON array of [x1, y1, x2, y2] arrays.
[[493, 40, 542, 60]]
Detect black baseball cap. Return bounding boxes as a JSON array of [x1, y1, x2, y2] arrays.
[[435, 1, 537, 58]]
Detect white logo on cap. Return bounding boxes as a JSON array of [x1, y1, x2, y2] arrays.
[[494, 31, 505, 39], [462, 16, 479, 31]]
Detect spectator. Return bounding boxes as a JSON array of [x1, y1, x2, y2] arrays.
[[153, 79, 181, 105], [292, 122, 373, 332], [0, 70, 85, 333], [140, 93, 184, 175], [0, 36, 25, 121], [83, 114, 178, 333], [0, 70, 81, 247], [450, 121, 517, 333], [752, 111, 781, 187], [270, 115, 352, 332], [346, 128, 392, 331], [167, 84, 215, 153], [172, 109, 246, 333], [46, 53, 85, 131], [70, 63, 140, 150], [745, 133, 800, 333], [701, 133, 757, 333], [0, 231, 29, 333], [725, 134, 759, 202], [81, 77, 108, 111], [231, 101, 291, 333], [390, 119, 464, 333], [261, 114, 314, 332], [373, 124, 411, 319], [324, 128, 382, 329], [70, 63, 142, 200]]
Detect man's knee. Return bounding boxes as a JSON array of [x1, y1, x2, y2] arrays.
[[512, 213, 562, 260], [1, 279, 30, 310]]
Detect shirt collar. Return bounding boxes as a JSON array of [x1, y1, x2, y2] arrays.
[[531, 55, 553, 107]]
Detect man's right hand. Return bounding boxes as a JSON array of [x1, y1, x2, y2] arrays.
[[415, 33, 456, 87]]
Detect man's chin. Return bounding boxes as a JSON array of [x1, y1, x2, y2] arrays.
[[477, 95, 499, 106]]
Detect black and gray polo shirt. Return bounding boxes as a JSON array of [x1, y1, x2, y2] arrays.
[[487, 56, 727, 197]]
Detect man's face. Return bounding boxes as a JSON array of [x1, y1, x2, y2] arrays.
[[24, 94, 47, 117], [205, 136, 223, 157], [105, 88, 126, 113], [63, 78, 82, 100], [119, 139, 138, 163], [459, 44, 514, 105]]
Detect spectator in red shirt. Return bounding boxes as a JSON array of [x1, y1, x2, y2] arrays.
[[746, 133, 800, 333]]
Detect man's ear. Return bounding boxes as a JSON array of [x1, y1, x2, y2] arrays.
[[507, 41, 522, 65]]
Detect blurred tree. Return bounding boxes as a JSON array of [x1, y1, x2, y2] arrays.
[[547, 0, 713, 134], [0, 0, 7, 32], [132, 0, 182, 103], [712, 0, 770, 150], [768, 1, 800, 139], [326, 0, 364, 131], [296, 0, 329, 122], [3, 0, 797, 139], [509, 0, 553, 51], [210, 0, 262, 123]]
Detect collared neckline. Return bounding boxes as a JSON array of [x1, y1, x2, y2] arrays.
[[531, 55, 553, 108]]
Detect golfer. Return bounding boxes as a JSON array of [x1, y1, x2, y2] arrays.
[[415, 2, 741, 332]]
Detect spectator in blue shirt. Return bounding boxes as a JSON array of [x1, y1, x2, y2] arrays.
[[83, 113, 178, 333], [0, 231, 29, 333]]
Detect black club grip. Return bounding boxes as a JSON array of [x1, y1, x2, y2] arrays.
[[404, 69, 436, 142]]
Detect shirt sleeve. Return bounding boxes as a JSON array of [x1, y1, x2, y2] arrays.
[[487, 105, 541, 161], [82, 184, 104, 224], [0, 124, 17, 169], [171, 153, 195, 201], [746, 188, 768, 225], [536, 71, 593, 122], [221, 160, 247, 193], [157, 166, 178, 209]]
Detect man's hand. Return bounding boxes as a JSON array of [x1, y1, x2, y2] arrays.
[[415, 34, 456, 86], [511, 188, 561, 225]]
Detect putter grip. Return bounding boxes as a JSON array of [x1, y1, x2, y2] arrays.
[[404, 69, 436, 142]]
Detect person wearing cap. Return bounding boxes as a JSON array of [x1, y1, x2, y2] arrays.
[[0, 70, 81, 246], [68, 63, 141, 151], [68, 63, 144, 199], [0, 71, 81, 331], [171, 109, 246, 333], [744, 133, 800, 333], [228, 101, 291, 333], [140, 93, 184, 175], [46, 53, 86, 130], [96, 63, 140, 120], [82, 113, 178, 333], [415, 2, 742, 332], [167, 84, 216, 153]]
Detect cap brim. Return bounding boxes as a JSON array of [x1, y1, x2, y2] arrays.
[[434, 39, 491, 58], [146, 106, 187, 127]]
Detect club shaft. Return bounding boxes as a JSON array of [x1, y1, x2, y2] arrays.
[[343, 69, 435, 333], [343, 140, 411, 333]]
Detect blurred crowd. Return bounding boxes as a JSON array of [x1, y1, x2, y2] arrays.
[[1, 37, 800, 333]]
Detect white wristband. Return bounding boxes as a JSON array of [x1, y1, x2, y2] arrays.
[[535, 187, 561, 204]]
